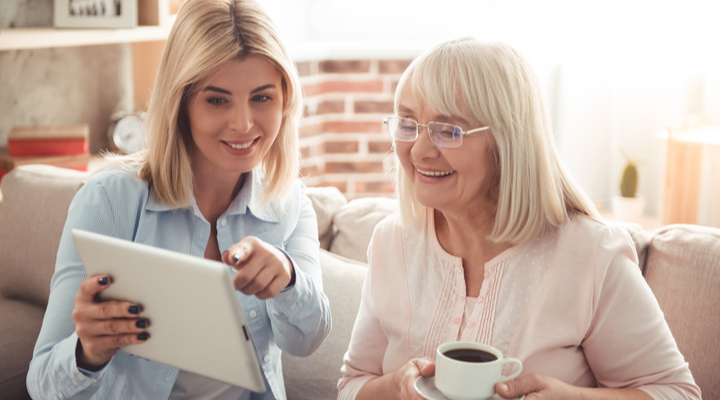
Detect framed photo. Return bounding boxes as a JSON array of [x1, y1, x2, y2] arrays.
[[54, 0, 137, 28]]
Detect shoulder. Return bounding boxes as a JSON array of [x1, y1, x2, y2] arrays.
[[561, 212, 639, 274], [84, 165, 148, 197], [564, 213, 633, 250], [371, 211, 404, 241]]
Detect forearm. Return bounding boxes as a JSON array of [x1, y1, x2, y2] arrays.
[[356, 373, 398, 400], [268, 267, 331, 356], [578, 387, 653, 400]]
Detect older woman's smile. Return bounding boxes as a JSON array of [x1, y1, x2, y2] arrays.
[[416, 167, 454, 177]]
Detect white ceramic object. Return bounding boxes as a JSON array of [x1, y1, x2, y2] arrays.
[[434, 342, 522, 400], [612, 196, 646, 223]]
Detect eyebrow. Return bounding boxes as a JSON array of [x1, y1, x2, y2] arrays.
[[398, 105, 413, 114], [397, 106, 470, 126], [202, 84, 277, 96], [250, 84, 276, 94], [203, 86, 232, 95]]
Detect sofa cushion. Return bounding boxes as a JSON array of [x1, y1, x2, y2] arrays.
[[305, 187, 348, 251], [0, 165, 87, 307], [0, 299, 46, 400], [283, 249, 367, 400], [643, 224, 720, 399], [329, 197, 398, 262]]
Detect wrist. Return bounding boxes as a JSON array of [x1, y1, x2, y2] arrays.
[[75, 339, 109, 372]]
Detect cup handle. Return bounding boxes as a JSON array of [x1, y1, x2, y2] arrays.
[[499, 357, 523, 381]]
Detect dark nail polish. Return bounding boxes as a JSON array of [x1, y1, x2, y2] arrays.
[[137, 332, 148, 341], [98, 277, 108, 285], [136, 320, 146, 328], [128, 305, 139, 314], [232, 253, 240, 263]]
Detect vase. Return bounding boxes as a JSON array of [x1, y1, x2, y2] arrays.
[[611, 196, 646, 223]]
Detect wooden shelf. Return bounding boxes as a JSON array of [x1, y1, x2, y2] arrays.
[[0, 17, 175, 51]]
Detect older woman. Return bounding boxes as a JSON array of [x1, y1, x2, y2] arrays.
[[338, 38, 700, 400], [27, 1, 331, 399]]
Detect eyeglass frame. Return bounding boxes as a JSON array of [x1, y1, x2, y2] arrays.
[[383, 116, 490, 148]]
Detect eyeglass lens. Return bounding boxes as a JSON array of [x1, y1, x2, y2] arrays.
[[386, 117, 463, 148]]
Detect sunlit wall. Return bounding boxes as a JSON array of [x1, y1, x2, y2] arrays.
[[261, 0, 720, 219]]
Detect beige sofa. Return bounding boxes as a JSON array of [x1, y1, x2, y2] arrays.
[[0, 165, 718, 400]]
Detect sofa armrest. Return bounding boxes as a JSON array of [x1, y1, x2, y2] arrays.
[[644, 224, 720, 399]]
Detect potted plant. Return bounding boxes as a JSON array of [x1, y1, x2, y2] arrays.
[[612, 147, 645, 223]]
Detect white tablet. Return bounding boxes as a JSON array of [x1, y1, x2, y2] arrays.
[[72, 228, 266, 393]]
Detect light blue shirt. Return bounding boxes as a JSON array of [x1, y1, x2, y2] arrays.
[[27, 166, 332, 400]]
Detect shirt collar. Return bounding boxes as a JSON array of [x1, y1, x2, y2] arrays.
[[145, 168, 281, 223]]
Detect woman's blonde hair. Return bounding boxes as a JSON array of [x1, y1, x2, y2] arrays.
[[394, 38, 598, 245], [113, 0, 302, 206]]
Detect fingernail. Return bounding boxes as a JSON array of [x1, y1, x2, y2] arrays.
[[137, 332, 149, 341], [98, 277, 108, 285], [136, 320, 146, 328], [232, 252, 240, 263], [499, 383, 508, 392], [128, 305, 139, 314]]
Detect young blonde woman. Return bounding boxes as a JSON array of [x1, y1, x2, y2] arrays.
[[27, 1, 331, 399], [338, 38, 700, 400]]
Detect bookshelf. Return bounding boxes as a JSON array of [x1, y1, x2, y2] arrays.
[[0, 2, 176, 112], [0, 22, 173, 51]]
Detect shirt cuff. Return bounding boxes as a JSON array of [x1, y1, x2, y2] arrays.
[[70, 332, 111, 380], [275, 246, 297, 291], [268, 258, 312, 319], [50, 332, 110, 393]]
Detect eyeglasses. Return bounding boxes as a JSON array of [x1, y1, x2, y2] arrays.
[[383, 116, 490, 148]]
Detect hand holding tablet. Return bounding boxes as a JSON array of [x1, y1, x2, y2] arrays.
[[72, 274, 150, 371]]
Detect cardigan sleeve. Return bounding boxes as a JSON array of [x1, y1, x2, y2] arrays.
[[337, 218, 397, 400], [581, 224, 701, 399]]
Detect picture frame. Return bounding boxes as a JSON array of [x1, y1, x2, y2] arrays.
[[54, 0, 138, 28]]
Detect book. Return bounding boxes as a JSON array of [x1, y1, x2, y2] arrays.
[[0, 153, 90, 181], [8, 124, 89, 157]]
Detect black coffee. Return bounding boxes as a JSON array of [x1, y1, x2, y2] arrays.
[[443, 348, 498, 363]]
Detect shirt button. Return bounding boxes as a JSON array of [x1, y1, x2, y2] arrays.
[[467, 322, 476, 328], [484, 271, 490, 279], [453, 317, 461, 324], [76, 373, 85, 381], [285, 294, 293, 301], [290, 303, 297, 310], [221, 219, 227, 226], [478, 296, 484, 303], [249, 310, 257, 318], [263, 354, 270, 363]]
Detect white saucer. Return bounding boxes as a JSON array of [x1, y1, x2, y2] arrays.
[[413, 376, 525, 400]]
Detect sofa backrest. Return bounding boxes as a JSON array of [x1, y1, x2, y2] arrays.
[[643, 224, 720, 399], [282, 249, 367, 400], [0, 165, 88, 307]]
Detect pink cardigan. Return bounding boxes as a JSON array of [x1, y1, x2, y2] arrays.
[[338, 211, 701, 400]]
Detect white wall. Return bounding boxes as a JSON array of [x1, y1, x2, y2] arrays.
[[262, 0, 720, 218]]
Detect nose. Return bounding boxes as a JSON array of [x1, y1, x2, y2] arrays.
[[229, 103, 253, 133], [410, 124, 440, 160]]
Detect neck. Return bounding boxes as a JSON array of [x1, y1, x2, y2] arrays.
[[193, 169, 245, 224], [434, 206, 511, 264]]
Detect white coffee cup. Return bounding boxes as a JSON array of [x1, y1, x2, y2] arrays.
[[435, 341, 522, 400]]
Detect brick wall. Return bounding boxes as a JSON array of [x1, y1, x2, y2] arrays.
[[297, 59, 412, 199]]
